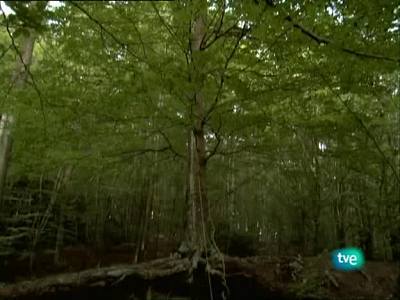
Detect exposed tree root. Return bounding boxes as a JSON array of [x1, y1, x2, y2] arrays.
[[0, 254, 286, 300]]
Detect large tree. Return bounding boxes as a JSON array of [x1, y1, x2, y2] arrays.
[[0, 0, 398, 269]]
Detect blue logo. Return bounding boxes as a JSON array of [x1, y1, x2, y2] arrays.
[[331, 248, 365, 271]]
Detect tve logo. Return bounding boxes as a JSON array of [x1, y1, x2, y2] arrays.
[[331, 248, 365, 271]]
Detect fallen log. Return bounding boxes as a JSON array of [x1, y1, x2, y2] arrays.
[[0, 255, 397, 300], [0, 255, 286, 300], [0, 257, 192, 299]]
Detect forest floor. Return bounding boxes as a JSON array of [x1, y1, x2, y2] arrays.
[[0, 244, 399, 300]]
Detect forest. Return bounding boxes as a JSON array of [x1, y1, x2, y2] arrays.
[[0, 1, 399, 299]]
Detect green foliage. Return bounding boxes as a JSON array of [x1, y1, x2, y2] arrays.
[[0, 0, 398, 263]]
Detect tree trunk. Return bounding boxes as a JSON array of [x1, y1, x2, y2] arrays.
[[184, 2, 210, 254], [0, 114, 13, 208], [0, 3, 42, 207], [335, 180, 347, 248], [311, 154, 322, 255], [51, 165, 73, 264], [54, 210, 64, 266], [134, 180, 152, 263], [11, 29, 37, 88]]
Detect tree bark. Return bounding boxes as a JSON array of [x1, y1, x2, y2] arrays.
[[0, 114, 13, 208], [11, 29, 37, 88], [184, 1, 210, 255]]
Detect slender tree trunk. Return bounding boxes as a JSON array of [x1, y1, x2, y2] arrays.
[[228, 157, 235, 228], [185, 131, 196, 246], [54, 210, 64, 265], [95, 175, 104, 252], [335, 180, 347, 248], [0, 115, 13, 208], [134, 179, 148, 263], [53, 165, 72, 265], [311, 154, 322, 255], [142, 185, 153, 260]]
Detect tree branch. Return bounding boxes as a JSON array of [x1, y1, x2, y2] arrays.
[[157, 129, 185, 159], [107, 146, 172, 159], [205, 115, 223, 162], [70, 2, 142, 62], [205, 23, 248, 121], [151, 3, 187, 55], [285, 15, 400, 64], [203, 0, 226, 48], [0, 44, 11, 62]]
